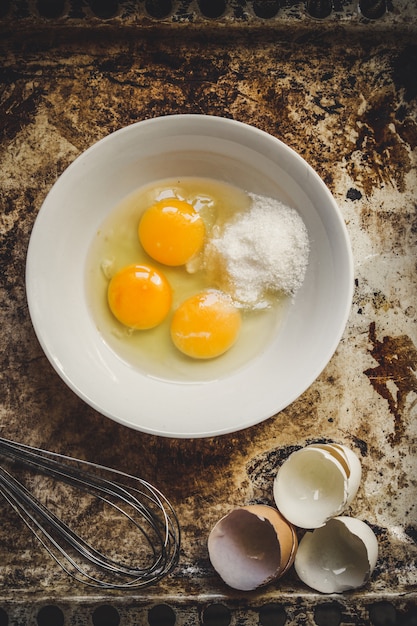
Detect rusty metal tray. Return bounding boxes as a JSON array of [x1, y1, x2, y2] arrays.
[[1, 1, 416, 624]]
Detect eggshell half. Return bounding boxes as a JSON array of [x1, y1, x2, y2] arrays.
[[294, 516, 378, 593], [273, 444, 362, 528], [333, 444, 362, 505], [207, 504, 297, 591], [316, 443, 362, 506]]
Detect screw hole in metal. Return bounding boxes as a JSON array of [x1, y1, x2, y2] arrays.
[[359, 0, 386, 19], [198, 0, 227, 19], [369, 602, 397, 626], [201, 604, 232, 626], [148, 604, 176, 626], [92, 605, 121, 626], [259, 603, 287, 626], [253, 0, 280, 18], [0, 0, 11, 18], [145, 0, 173, 18], [36, 606, 65, 626], [314, 603, 342, 626], [88, 0, 119, 19], [306, 0, 332, 18], [402, 606, 417, 626], [36, 0, 65, 18]]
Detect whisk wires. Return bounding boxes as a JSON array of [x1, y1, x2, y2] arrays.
[[0, 436, 180, 589]]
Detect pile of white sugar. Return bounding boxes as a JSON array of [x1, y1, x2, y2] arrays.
[[203, 192, 310, 309]]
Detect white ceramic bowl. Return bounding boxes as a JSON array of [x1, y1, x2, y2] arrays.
[[26, 115, 353, 438]]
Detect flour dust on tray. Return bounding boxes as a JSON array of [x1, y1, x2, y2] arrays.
[[203, 192, 310, 310]]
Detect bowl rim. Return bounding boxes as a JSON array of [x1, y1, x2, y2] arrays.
[[26, 114, 354, 438]]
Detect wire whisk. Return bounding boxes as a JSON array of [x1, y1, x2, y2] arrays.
[[0, 436, 180, 589]]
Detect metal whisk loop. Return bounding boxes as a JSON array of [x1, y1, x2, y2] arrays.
[[0, 436, 181, 589]]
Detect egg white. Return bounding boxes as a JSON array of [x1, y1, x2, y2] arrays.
[[85, 177, 287, 382]]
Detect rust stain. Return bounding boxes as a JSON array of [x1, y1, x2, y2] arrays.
[[360, 204, 417, 257], [392, 44, 417, 103], [364, 322, 417, 444], [340, 68, 417, 197], [0, 80, 44, 142]]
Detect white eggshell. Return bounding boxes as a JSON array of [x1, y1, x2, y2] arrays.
[[273, 444, 361, 529], [207, 505, 297, 591], [328, 444, 362, 505], [294, 516, 378, 593]]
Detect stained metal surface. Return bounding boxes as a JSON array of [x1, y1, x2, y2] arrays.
[[1, 1, 417, 625]]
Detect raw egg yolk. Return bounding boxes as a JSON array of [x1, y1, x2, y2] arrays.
[[170, 290, 241, 359], [107, 264, 172, 330], [138, 198, 205, 266]]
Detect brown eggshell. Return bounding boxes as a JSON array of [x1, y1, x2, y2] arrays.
[[207, 504, 297, 591]]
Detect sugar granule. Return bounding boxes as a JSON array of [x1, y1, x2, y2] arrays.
[[203, 193, 310, 309]]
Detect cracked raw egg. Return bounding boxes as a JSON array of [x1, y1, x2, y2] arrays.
[[107, 263, 172, 330], [86, 177, 284, 381], [170, 290, 242, 359], [138, 197, 205, 266]]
